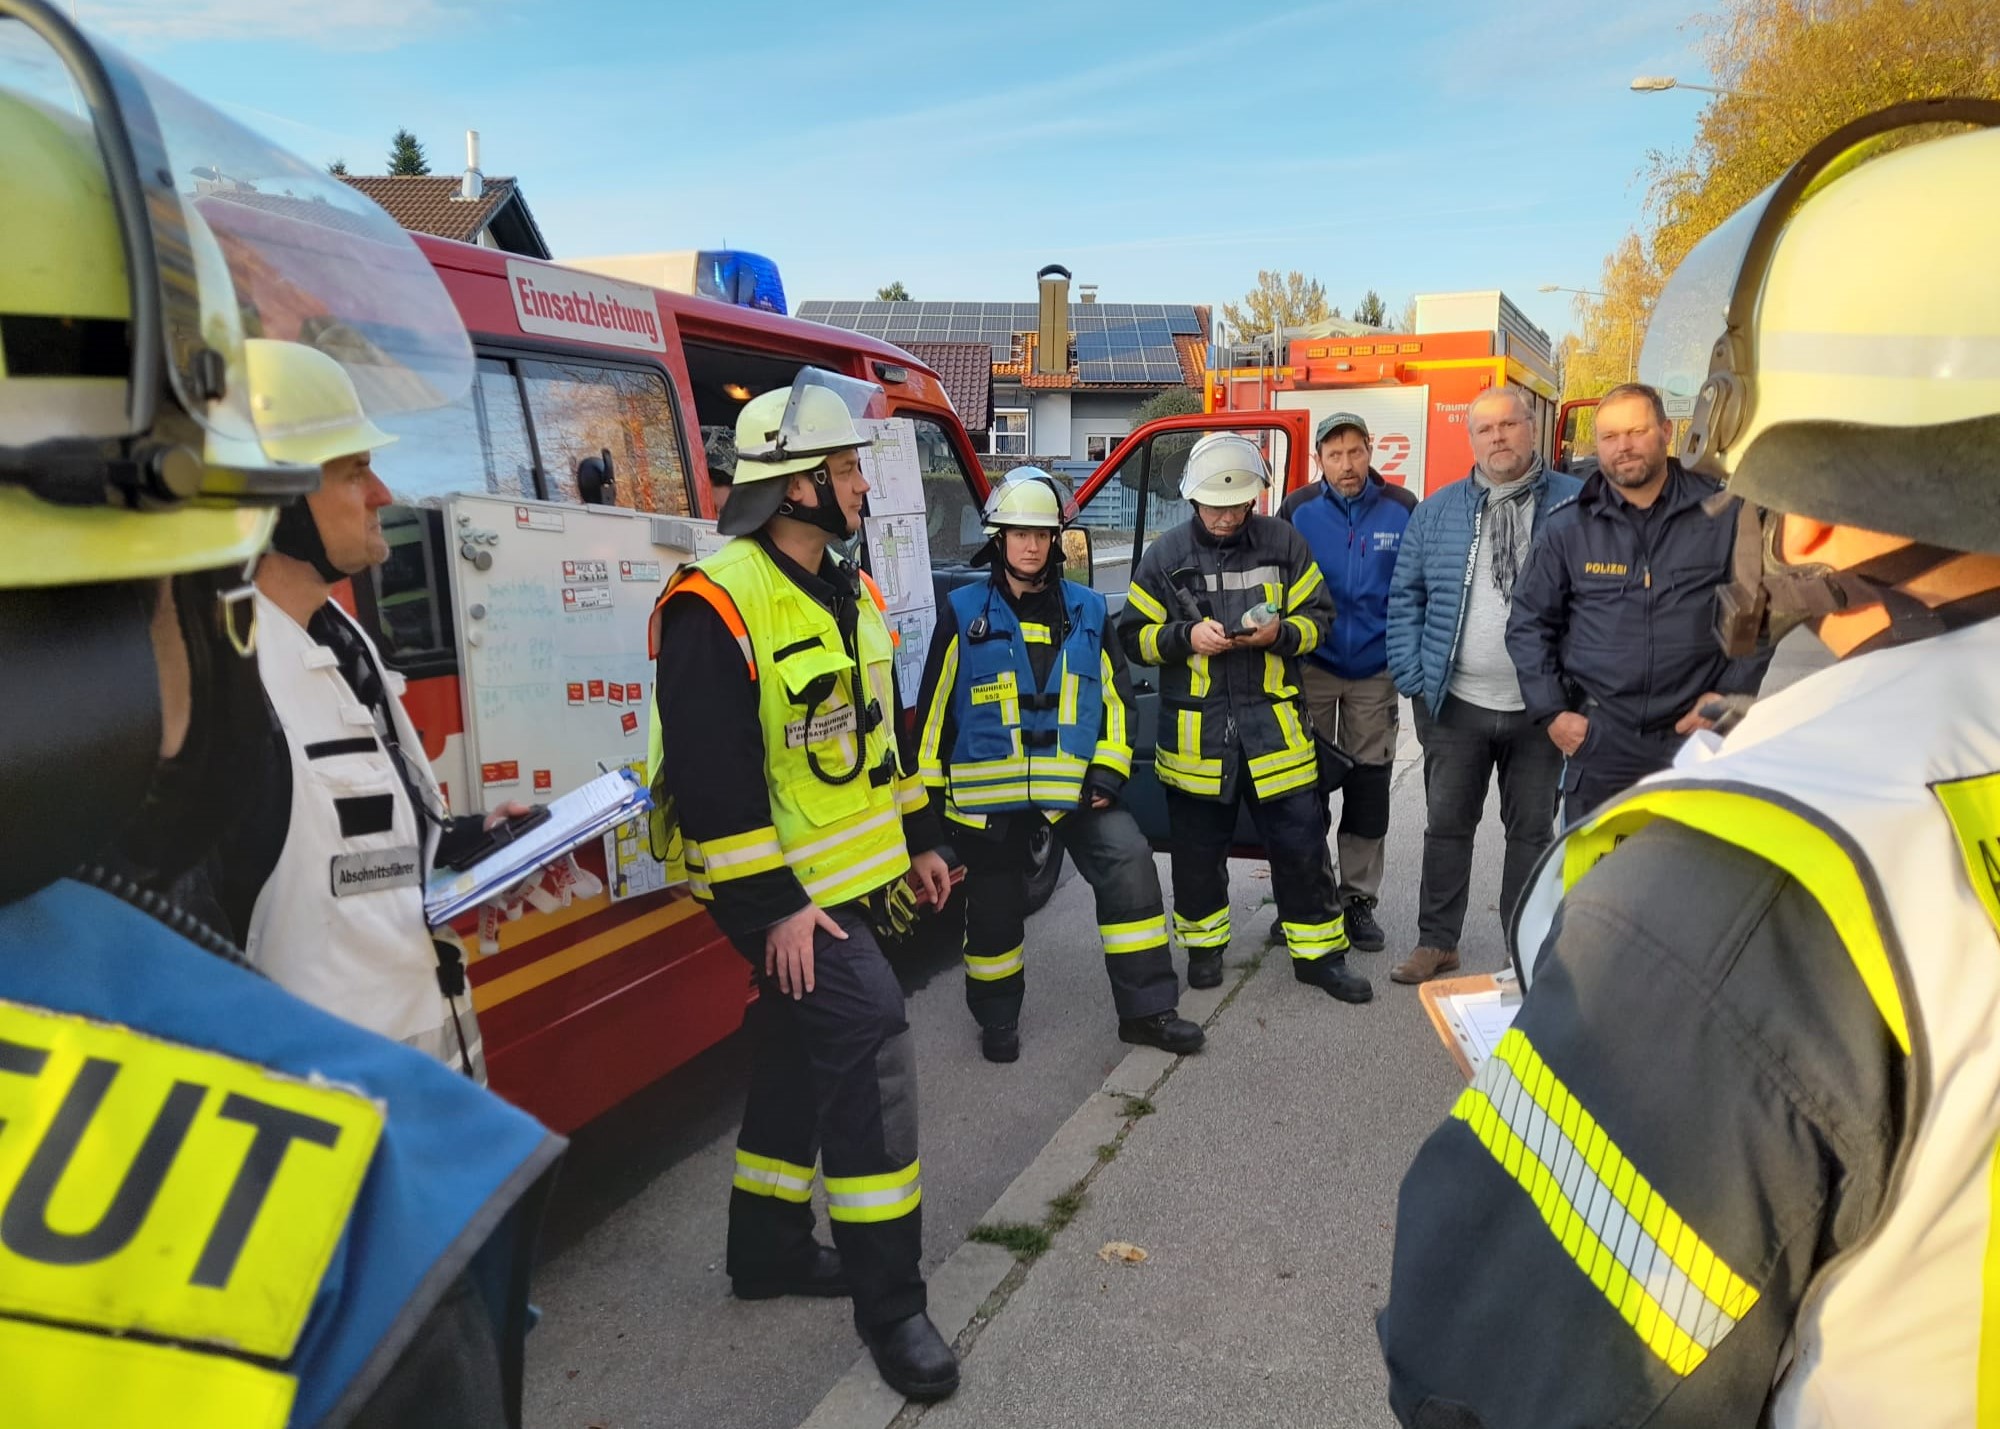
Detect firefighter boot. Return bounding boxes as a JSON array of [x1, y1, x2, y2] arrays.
[[981, 1023, 1020, 1064], [731, 1243, 849, 1301], [1118, 1010, 1205, 1054], [1187, 953, 1224, 990], [864, 1311, 960, 1401], [1295, 954, 1374, 1004]]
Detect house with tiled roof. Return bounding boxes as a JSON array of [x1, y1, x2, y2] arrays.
[[797, 266, 1210, 469], [338, 134, 551, 259]]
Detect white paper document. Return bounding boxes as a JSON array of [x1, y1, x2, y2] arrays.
[[424, 768, 650, 926], [1440, 989, 1522, 1074], [858, 418, 925, 516]]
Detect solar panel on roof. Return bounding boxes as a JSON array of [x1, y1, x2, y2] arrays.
[[1077, 359, 1115, 382]]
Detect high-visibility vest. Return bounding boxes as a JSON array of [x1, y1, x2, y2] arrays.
[[0, 877, 561, 1429], [1508, 618, 2000, 1426], [937, 577, 1118, 813], [649, 538, 923, 909], [248, 591, 481, 1078]]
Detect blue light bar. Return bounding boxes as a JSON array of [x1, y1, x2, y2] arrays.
[[698, 250, 787, 315]]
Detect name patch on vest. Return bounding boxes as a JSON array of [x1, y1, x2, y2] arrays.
[[1582, 561, 1629, 576], [970, 674, 1017, 706], [1935, 771, 2000, 943], [785, 705, 857, 748], [0, 997, 383, 1358], [329, 845, 422, 897]]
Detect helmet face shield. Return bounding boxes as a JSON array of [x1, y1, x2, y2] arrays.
[[980, 470, 1076, 533], [735, 367, 882, 468], [0, 3, 471, 499]]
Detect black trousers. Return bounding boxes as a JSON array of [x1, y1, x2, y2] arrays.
[[958, 806, 1179, 1029], [1412, 695, 1564, 951], [1165, 781, 1347, 962], [725, 905, 925, 1331], [1562, 720, 1681, 828]]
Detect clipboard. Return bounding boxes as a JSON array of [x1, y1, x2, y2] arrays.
[[424, 768, 649, 926], [1418, 972, 1523, 1081]]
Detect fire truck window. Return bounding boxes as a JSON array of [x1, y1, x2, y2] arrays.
[[904, 414, 984, 566], [1131, 427, 1291, 566], [519, 359, 692, 516], [373, 357, 535, 504]]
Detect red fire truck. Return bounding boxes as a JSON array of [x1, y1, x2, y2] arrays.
[[330, 240, 1011, 1131], [1205, 290, 1565, 498], [308, 234, 1322, 1131]]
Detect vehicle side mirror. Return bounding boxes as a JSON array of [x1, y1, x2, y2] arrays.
[[578, 448, 616, 505], [1062, 527, 1095, 587]]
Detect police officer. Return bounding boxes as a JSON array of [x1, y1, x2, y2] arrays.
[[915, 471, 1204, 1063], [1381, 101, 2000, 1426], [201, 338, 522, 1080], [1119, 434, 1372, 1004], [651, 371, 959, 1401], [0, 12, 561, 1423]]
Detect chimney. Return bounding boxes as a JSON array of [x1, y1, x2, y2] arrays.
[[1035, 264, 1071, 376], [458, 129, 483, 201], [1078, 284, 1098, 304]]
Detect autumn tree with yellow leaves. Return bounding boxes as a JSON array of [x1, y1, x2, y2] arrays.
[[1561, 0, 2000, 406]]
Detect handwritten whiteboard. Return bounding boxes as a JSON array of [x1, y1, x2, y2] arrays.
[[448, 493, 711, 812]]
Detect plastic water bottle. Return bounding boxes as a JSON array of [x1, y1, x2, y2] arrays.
[[1239, 601, 1279, 632]]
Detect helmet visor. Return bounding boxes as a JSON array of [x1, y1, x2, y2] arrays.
[[0, 13, 472, 465], [1638, 189, 1771, 420], [737, 366, 883, 464]]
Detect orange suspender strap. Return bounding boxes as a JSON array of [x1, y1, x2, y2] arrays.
[[649, 570, 756, 678], [857, 570, 900, 647]]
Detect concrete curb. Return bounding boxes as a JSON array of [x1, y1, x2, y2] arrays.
[[794, 956, 1255, 1429]]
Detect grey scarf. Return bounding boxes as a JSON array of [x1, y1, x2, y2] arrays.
[[1475, 459, 1541, 599]]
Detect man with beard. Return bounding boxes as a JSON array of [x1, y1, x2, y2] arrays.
[[1506, 382, 1772, 825]]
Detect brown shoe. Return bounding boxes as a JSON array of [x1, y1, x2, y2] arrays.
[[1390, 945, 1460, 985]]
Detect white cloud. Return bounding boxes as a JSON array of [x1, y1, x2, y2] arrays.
[[77, 0, 469, 48]]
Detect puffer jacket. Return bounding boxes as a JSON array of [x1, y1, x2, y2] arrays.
[[1385, 463, 1582, 712]]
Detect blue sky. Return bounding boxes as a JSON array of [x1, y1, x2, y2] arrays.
[[77, 0, 1718, 344]]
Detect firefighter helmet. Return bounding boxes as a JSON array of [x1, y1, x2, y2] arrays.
[[981, 470, 1075, 533], [244, 339, 396, 468], [1641, 98, 2000, 555], [722, 368, 880, 536], [1180, 432, 1270, 507]]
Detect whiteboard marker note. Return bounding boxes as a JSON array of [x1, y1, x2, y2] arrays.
[[515, 505, 565, 533]]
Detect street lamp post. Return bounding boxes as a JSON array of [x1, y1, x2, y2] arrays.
[[1630, 75, 1768, 100], [1539, 284, 1637, 383]]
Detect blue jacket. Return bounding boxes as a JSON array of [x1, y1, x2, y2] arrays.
[[1, 878, 563, 1429], [1279, 471, 1417, 680], [1386, 463, 1583, 712]]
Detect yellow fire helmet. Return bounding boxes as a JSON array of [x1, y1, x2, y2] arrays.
[[0, 0, 476, 588], [245, 339, 396, 468], [1641, 97, 2000, 556], [0, 88, 278, 587], [721, 367, 881, 535]]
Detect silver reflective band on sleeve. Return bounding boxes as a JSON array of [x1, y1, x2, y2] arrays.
[[1452, 1029, 1758, 1376]]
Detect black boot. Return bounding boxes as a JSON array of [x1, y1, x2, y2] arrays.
[[731, 1243, 850, 1301], [1119, 1010, 1205, 1054], [863, 1311, 960, 1400], [1294, 954, 1374, 1004], [1343, 897, 1386, 952], [1187, 953, 1224, 990], [981, 1023, 1020, 1063]]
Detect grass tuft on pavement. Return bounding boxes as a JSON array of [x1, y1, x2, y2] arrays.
[[1118, 1094, 1155, 1118], [1046, 1185, 1087, 1232], [971, 1221, 1054, 1260]]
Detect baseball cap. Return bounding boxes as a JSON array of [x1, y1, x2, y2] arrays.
[[1314, 412, 1370, 445]]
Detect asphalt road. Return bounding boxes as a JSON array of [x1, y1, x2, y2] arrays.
[[524, 630, 1834, 1429]]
